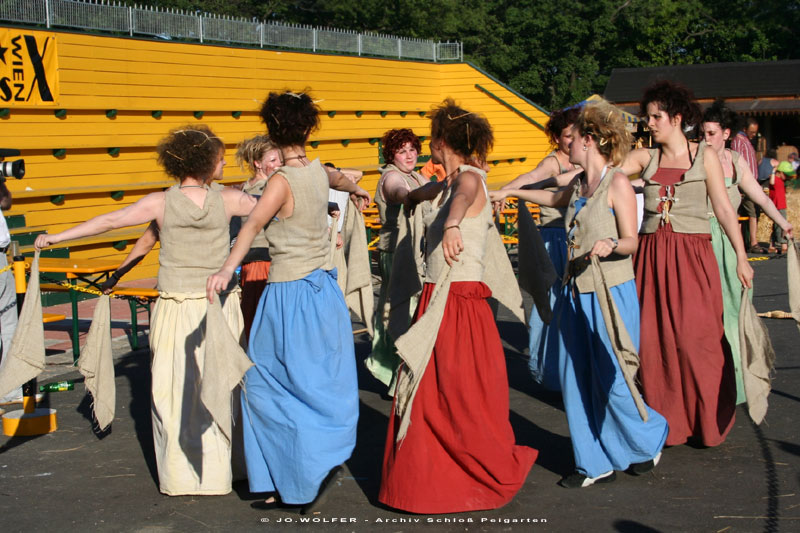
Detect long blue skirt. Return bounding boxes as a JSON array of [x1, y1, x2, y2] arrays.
[[528, 226, 567, 391], [241, 268, 359, 504], [559, 280, 668, 478]]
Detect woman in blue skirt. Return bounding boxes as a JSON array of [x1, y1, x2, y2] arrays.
[[207, 91, 371, 512], [491, 99, 668, 488], [496, 106, 580, 390]]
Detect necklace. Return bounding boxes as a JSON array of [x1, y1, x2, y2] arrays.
[[283, 154, 308, 162], [179, 185, 205, 189]]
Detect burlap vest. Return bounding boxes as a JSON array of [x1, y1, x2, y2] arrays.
[[374, 163, 428, 252], [640, 141, 712, 235], [240, 178, 270, 263], [158, 185, 231, 293], [424, 165, 491, 283], [537, 151, 571, 228], [265, 159, 332, 282], [564, 168, 635, 293]]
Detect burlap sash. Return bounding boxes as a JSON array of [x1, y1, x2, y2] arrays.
[[341, 199, 374, 334], [0, 252, 45, 399], [738, 285, 775, 425], [200, 298, 254, 443], [516, 201, 559, 323], [386, 204, 427, 341], [590, 255, 648, 422], [789, 239, 800, 335], [77, 294, 115, 430]]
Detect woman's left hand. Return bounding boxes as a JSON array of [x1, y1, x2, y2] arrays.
[[782, 221, 793, 240], [589, 238, 616, 258], [350, 187, 371, 211], [442, 226, 463, 266], [737, 256, 754, 289], [206, 268, 234, 303]]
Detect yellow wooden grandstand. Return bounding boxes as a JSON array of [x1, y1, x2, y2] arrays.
[[1, 27, 550, 281]]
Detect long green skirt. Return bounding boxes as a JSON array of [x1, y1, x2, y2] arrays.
[[710, 216, 748, 404], [365, 251, 412, 394]]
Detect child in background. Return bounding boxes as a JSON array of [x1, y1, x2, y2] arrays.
[[769, 161, 796, 254]]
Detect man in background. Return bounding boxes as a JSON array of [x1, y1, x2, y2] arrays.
[[732, 116, 764, 253]]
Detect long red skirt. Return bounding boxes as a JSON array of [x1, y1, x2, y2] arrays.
[[240, 260, 270, 341], [634, 226, 736, 447], [379, 281, 537, 514]]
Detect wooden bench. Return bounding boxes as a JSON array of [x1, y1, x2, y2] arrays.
[[39, 283, 158, 355]]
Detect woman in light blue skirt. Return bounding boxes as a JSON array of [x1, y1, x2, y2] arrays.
[[207, 91, 371, 512]]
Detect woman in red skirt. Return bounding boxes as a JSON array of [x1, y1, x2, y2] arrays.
[[621, 81, 754, 447], [379, 99, 537, 514]]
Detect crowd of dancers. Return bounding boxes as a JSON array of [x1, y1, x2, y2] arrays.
[[30, 79, 792, 513]]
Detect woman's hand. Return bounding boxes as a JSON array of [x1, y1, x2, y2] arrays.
[[442, 226, 463, 266], [336, 232, 344, 249], [736, 256, 754, 289], [782, 221, 794, 240], [589, 238, 616, 258], [34, 233, 59, 250], [350, 186, 371, 211], [206, 268, 234, 303], [488, 190, 509, 213]]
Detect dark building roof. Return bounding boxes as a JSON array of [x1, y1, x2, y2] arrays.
[[604, 60, 800, 108]]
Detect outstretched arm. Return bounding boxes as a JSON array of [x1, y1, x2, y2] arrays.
[[737, 161, 793, 239], [100, 222, 159, 293], [34, 192, 164, 250], [706, 149, 753, 288]]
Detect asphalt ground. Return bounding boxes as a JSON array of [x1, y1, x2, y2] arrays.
[[1, 253, 798, 532]]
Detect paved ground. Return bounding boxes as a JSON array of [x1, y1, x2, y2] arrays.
[[1, 254, 798, 532]]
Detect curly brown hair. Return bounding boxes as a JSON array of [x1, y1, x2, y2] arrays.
[[258, 90, 320, 147], [639, 80, 702, 132], [546, 106, 581, 147], [430, 99, 493, 164], [381, 128, 421, 164], [156, 125, 225, 181], [575, 98, 632, 167]]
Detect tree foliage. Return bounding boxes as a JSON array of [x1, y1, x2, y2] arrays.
[[137, 0, 800, 110]]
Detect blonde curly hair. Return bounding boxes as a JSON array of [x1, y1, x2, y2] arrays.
[[235, 135, 280, 175], [574, 99, 632, 167]]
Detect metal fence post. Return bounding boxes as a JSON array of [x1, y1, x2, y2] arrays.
[[357, 34, 361, 56], [45, 0, 51, 29], [198, 12, 203, 43], [397, 38, 401, 59], [128, 6, 133, 36], [312, 28, 317, 52]]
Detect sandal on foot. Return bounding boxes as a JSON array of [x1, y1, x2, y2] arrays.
[[301, 465, 343, 514], [629, 452, 662, 475], [748, 245, 768, 254], [768, 246, 778, 254], [558, 470, 616, 488], [250, 498, 279, 510]]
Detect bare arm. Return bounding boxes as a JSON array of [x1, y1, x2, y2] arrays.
[[501, 156, 561, 190], [100, 222, 159, 293], [34, 192, 164, 250], [706, 148, 753, 288], [589, 172, 638, 258], [441, 171, 484, 266], [489, 178, 576, 208], [221, 187, 258, 218], [325, 166, 370, 209], [206, 174, 290, 302], [736, 158, 793, 239]]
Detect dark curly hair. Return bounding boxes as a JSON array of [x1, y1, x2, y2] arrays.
[[381, 128, 421, 164], [259, 90, 320, 147], [156, 125, 225, 181], [430, 99, 493, 164], [546, 106, 581, 146], [639, 80, 702, 132], [703, 98, 739, 133]]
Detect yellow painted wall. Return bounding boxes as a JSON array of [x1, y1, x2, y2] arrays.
[[2, 28, 549, 281]]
